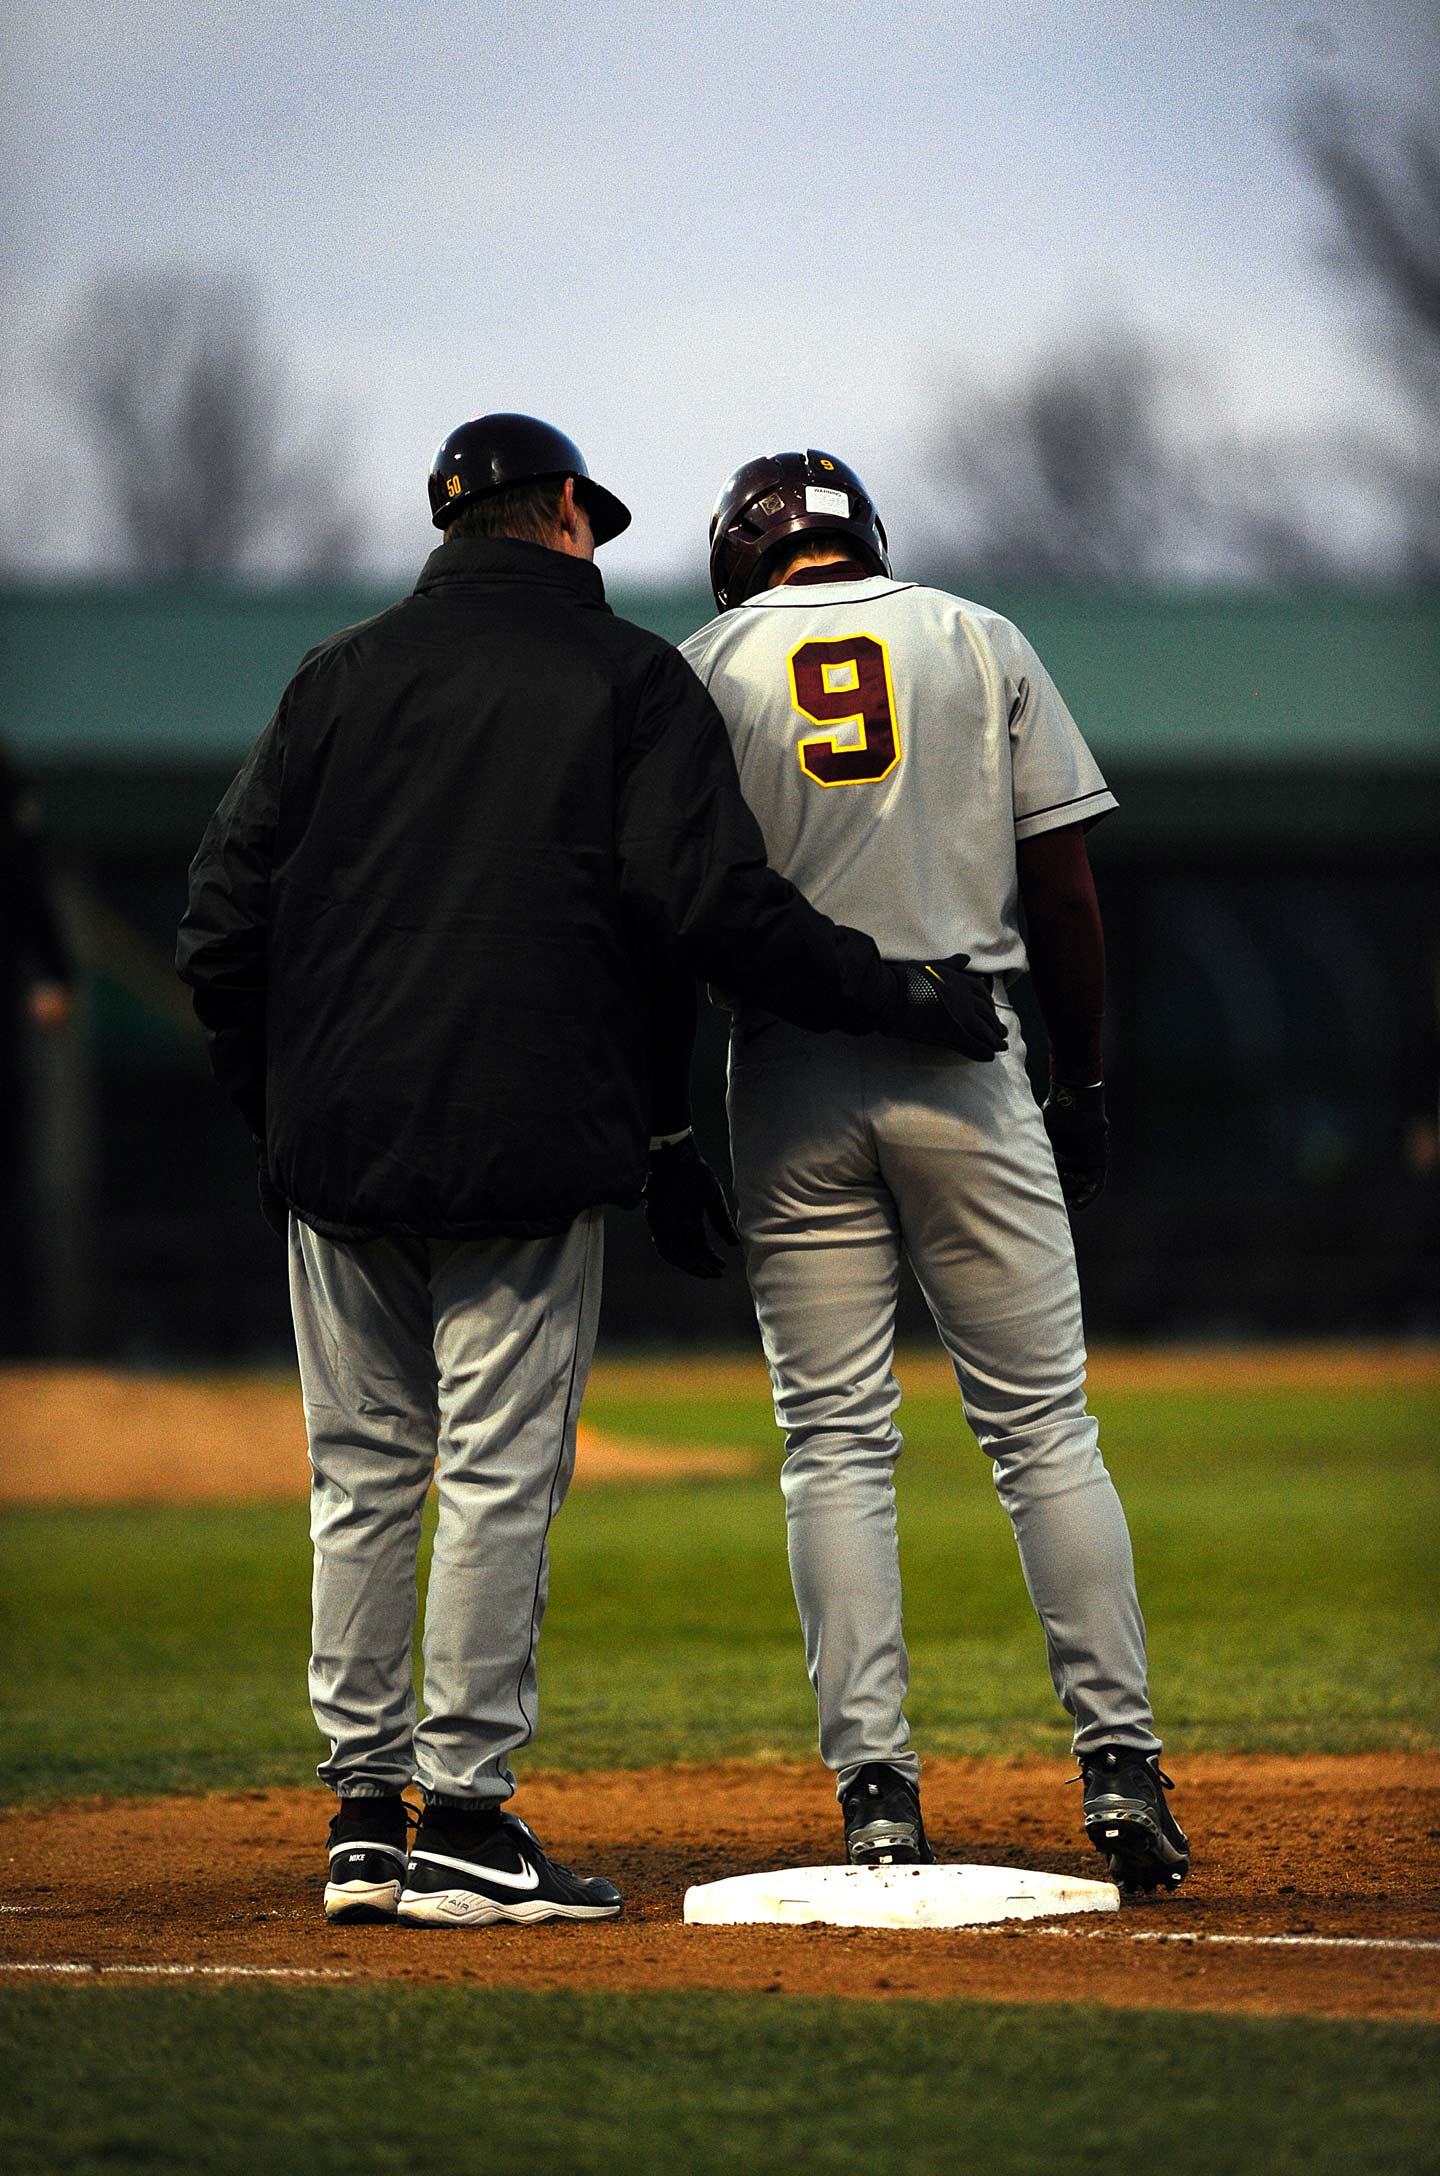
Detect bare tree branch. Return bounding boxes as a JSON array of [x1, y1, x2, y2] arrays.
[[1297, 91, 1440, 355], [918, 88, 1440, 591], [57, 270, 362, 575], [920, 322, 1329, 586], [1294, 88, 1440, 578]]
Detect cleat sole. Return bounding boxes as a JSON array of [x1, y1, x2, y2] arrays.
[[324, 1878, 402, 1924], [396, 1887, 622, 1927], [1084, 1805, 1189, 1893], [847, 1842, 935, 1868], [845, 1821, 934, 1870]]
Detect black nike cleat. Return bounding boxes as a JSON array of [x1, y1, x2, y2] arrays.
[[324, 1794, 415, 1923], [397, 1805, 623, 1926], [1078, 1747, 1190, 1892], [841, 1763, 935, 1867]]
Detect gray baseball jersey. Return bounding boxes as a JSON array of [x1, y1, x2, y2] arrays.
[[685, 566, 1161, 1801], [679, 575, 1115, 980]]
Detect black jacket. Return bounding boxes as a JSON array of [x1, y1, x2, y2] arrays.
[[177, 537, 897, 1237]]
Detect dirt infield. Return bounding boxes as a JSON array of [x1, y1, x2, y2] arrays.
[[585, 1344, 1440, 1401], [2, 1347, 1433, 1507], [3, 1756, 1436, 2022], [0, 1369, 751, 1504]]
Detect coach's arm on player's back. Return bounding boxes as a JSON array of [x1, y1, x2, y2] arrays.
[[614, 644, 1002, 1058]]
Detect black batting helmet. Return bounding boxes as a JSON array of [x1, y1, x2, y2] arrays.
[[428, 412, 631, 545], [707, 449, 890, 610]]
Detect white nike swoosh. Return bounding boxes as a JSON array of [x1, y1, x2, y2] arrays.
[[409, 1847, 540, 1892]]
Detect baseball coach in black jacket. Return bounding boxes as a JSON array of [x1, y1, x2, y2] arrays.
[[176, 413, 1004, 1928]]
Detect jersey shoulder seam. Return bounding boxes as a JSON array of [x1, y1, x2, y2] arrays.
[[1015, 786, 1116, 822]]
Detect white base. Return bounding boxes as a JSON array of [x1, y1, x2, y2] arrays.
[[683, 1862, 1119, 1931]]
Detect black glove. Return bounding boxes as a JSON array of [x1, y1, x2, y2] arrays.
[[877, 954, 1008, 1060], [644, 1133, 740, 1279], [253, 1137, 290, 1239], [1042, 1080, 1108, 1212]]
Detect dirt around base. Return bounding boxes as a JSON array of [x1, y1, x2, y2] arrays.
[[3, 1756, 1436, 2022]]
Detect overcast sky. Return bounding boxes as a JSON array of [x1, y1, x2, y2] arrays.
[[3, 0, 1435, 579]]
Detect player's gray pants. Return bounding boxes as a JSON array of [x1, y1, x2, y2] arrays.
[[727, 1001, 1159, 1793], [288, 1211, 603, 1804]]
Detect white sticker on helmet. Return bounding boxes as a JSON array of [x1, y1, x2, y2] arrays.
[[804, 486, 850, 517]]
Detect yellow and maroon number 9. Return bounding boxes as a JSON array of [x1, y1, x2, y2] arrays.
[[788, 635, 902, 788]]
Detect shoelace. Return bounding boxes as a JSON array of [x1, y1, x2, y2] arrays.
[[1069, 1759, 1175, 1792], [844, 1776, 919, 1821], [416, 1807, 586, 1881]]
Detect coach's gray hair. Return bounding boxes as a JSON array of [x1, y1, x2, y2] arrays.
[[445, 478, 567, 547]]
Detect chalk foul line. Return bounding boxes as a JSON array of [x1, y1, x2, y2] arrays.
[[2, 1932, 1439, 1978], [1030, 1929, 1440, 1953], [0, 1962, 353, 1980]]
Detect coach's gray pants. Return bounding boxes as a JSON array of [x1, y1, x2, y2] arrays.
[[288, 1211, 602, 1803], [728, 1001, 1159, 1793]]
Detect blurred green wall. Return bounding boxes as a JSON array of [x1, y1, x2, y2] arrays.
[[3, 580, 1438, 848], [2, 581, 1435, 1358], [5, 580, 1439, 760]]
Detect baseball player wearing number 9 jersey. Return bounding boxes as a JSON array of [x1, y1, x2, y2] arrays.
[[679, 450, 1190, 1892]]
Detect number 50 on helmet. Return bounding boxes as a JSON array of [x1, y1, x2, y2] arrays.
[[707, 450, 890, 611]]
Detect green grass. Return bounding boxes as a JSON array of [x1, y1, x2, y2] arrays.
[[1, 1988, 1435, 2176], [0, 1378, 1436, 1802], [2, 1375, 1437, 2176]]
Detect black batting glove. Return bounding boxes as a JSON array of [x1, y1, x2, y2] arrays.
[[644, 1133, 740, 1279], [253, 1137, 291, 1239], [1042, 1080, 1109, 1212], [878, 953, 1008, 1060]]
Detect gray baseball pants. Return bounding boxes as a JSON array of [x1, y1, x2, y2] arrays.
[[287, 1210, 602, 1803], [727, 998, 1160, 1794]]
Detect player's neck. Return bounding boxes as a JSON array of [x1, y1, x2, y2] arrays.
[[774, 555, 876, 589]]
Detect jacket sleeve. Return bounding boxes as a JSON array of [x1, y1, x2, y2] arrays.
[[175, 704, 286, 1136], [642, 948, 699, 1140], [615, 646, 893, 1034]]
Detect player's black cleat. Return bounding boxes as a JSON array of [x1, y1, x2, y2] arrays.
[[398, 1805, 623, 1926], [841, 1763, 936, 1867], [324, 1793, 416, 1923], [1077, 1747, 1190, 1892]]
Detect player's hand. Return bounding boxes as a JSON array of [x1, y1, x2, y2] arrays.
[[253, 1137, 291, 1239], [644, 1133, 740, 1279], [1042, 1080, 1108, 1212], [880, 954, 1008, 1059]]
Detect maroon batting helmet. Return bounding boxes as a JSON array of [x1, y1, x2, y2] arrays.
[[707, 449, 890, 610], [428, 412, 631, 545]]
